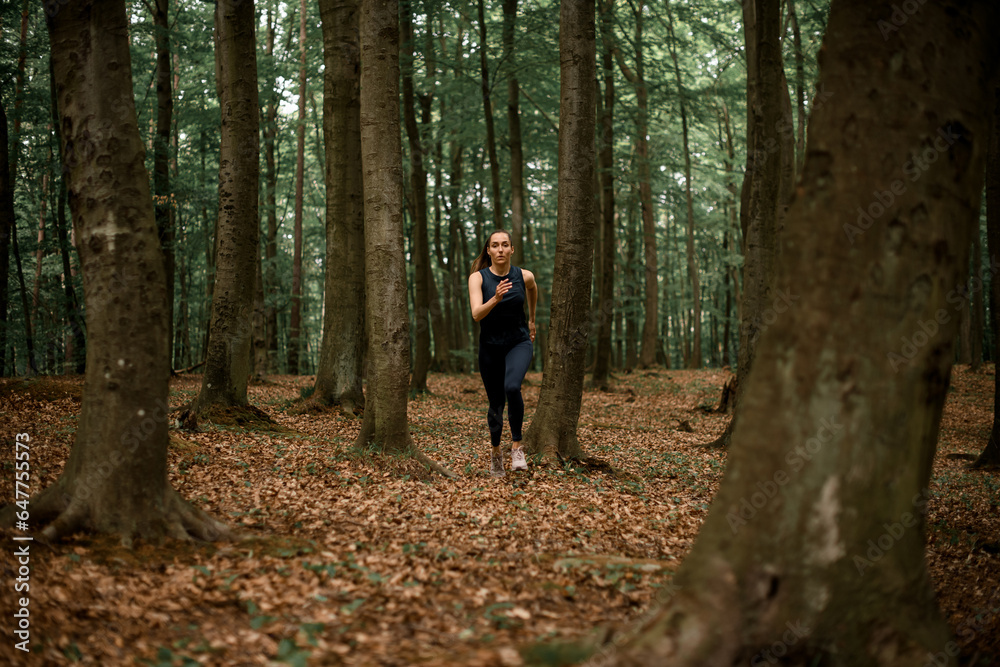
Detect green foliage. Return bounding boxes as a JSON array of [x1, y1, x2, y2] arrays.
[[2, 0, 837, 376]]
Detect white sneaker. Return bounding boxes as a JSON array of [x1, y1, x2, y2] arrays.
[[511, 447, 528, 471]]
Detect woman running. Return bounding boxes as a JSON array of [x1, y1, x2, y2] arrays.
[[468, 230, 537, 477]]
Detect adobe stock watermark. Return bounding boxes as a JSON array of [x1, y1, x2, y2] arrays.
[[878, 0, 928, 40], [842, 126, 961, 245], [852, 488, 930, 576], [726, 416, 844, 534], [887, 255, 1000, 372]]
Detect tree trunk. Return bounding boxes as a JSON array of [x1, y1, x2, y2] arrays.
[[787, 0, 805, 176], [665, 0, 700, 369], [403, 3, 433, 394], [153, 0, 174, 367], [969, 229, 983, 371], [49, 57, 87, 375], [354, 0, 449, 482], [0, 0, 228, 543], [708, 0, 789, 449], [592, 0, 615, 390], [624, 189, 637, 370], [263, 3, 280, 375], [288, 0, 307, 375], [974, 82, 1000, 471], [477, 0, 503, 229], [0, 98, 12, 377], [308, 0, 366, 413], [31, 174, 47, 355], [608, 2, 999, 664], [186, 0, 260, 418], [9, 0, 36, 374], [613, 2, 657, 369], [503, 0, 524, 264], [522, 0, 595, 461]]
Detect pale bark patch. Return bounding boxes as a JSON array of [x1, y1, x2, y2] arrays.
[[808, 475, 845, 566]]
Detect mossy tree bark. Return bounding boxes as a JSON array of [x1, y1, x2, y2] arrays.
[[185, 0, 261, 422], [521, 0, 595, 462], [0, 0, 228, 544], [308, 0, 366, 414], [605, 2, 999, 665]]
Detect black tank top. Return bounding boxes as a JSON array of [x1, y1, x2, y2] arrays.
[[479, 266, 530, 347]]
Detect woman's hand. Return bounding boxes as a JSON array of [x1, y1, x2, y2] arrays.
[[528, 322, 536, 342], [494, 279, 511, 302]]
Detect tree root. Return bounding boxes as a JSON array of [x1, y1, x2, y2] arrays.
[[412, 449, 458, 480], [2, 481, 233, 548]]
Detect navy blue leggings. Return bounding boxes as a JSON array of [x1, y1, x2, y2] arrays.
[[478, 338, 533, 448]]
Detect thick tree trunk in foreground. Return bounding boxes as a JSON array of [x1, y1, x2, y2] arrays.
[[0, 0, 227, 543], [309, 0, 365, 414], [522, 0, 595, 461], [354, 0, 452, 481], [607, 2, 998, 665], [187, 0, 260, 417], [974, 84, 1000, 471]]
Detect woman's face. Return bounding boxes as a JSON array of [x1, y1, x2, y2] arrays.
[[487, 233, 512, 263]]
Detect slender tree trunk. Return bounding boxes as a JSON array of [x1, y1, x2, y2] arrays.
[[308, 0, 366, 413], [503, 0, 524, 264], [787, 0, 805, 176], [402, 3, 433, 394], [477, 0, 503, 229], [624, 189, 638, 370], [609, 3, 999, 664], [288, 0, 307, 375], [49, 58, 86, 374], [708, 0, 790, 448], [592, 0, 615, 390], [153, 0, 174, 367], [522, 0, 595, 461], [9, 0, 36, 374], [613, 2, 657, 369], [31, 174, 47, 345], [969, 228, 983, 370], [186, 0, 260, 418], [665, 0, 700, 369], [975, 83, 1000, 470], [262, 3, 280, 375], [0, 99, 12, 377], [2, 0, 228, 543]]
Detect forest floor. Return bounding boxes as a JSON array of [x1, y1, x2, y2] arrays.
[[0, 366, 998, 666]]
